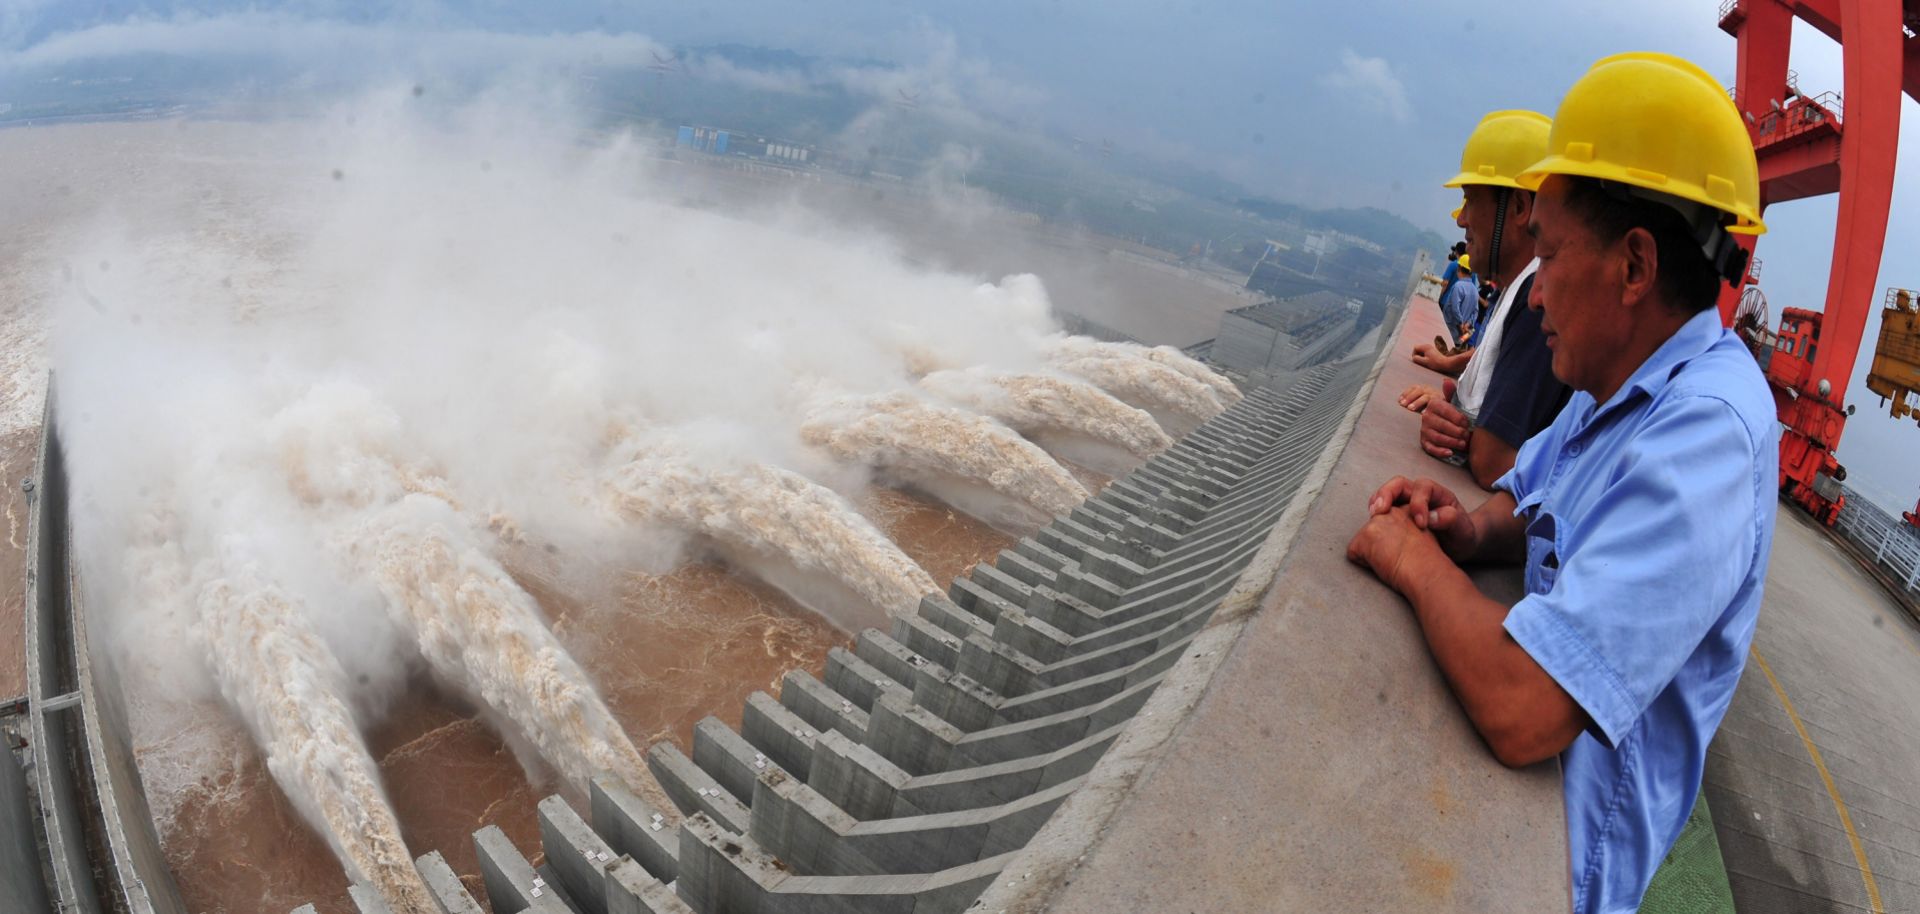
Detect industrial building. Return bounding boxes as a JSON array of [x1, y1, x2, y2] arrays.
[[1210, 291, 1366, 377], [675, 125, 815, 165]]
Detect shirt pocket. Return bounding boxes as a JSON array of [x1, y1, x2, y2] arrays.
[[1525, 511, 1561, 596]]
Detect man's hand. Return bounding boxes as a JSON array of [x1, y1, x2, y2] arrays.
[[1346, 504, 1439, 594], [1421, 389, 1471, 459], [1364, 475, 1483, 562], [1412, 344, 1471, 374], [1398, 383, 1446, 413], [1351, 477, 1584, 769]]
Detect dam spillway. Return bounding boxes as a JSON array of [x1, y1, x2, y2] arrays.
[[10, 337, 1380, 913]]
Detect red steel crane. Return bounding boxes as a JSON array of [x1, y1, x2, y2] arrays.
[[1715, 0, 1913, 526]]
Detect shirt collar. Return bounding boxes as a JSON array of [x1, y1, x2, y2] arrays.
[[1589, 307, 1726, 420], [1487, 258, 1540, 319]]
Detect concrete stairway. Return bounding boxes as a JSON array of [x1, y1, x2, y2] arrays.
[[330, 356, 1374, 914]]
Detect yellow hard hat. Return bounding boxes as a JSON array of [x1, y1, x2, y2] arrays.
[[1450, 205, 1463, 221], [1444, 110, 1552, 190], [1518, 52, 1765, 234], [1457, 254, 1470, 271]]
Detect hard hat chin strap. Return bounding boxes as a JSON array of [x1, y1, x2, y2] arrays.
[[1482, 187, 1511, 297], [1598, 180, 1751, 287]]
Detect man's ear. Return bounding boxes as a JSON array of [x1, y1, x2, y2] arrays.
[[1618, 226, 1659, 311], [1509, 190, 1534, 224]]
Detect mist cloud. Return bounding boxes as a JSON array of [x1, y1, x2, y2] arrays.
[[0, 8, 1045, 132], [0, 10, 670, 74], [1319, 48, 1411, 124]]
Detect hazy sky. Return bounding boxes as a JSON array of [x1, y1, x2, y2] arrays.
[[3, 0, 1918, 511]]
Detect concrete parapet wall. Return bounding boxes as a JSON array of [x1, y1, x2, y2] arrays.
[[20, 385, 187, 914]]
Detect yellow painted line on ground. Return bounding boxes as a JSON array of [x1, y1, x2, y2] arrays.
[[1750, 645, 1885, 914]]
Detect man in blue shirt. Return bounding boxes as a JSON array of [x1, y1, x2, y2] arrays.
[[1439, 240, 1468, 287], [1346, 53, 1776, 913], [1439, 258, 1479, 347]]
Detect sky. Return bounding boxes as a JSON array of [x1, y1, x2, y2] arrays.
[[1, 0, 1917, 511]]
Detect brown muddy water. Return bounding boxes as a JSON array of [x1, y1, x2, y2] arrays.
[[153, 486, 1014, 913], [0, 119, 1163, 914]]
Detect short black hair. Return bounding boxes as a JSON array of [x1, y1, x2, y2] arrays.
[[1451, 240, 1468, 255], [1559, 177, 1722, 313], [1446, 251, 1458, 262]]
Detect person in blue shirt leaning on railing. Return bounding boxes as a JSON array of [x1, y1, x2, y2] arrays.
[[1438, 254, 1480, 347], [1345, 52, 1778, 914]]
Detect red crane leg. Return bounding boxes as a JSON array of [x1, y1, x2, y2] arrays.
[[1735, 0, 1796, 113], [1808, 0, 1902, 412]]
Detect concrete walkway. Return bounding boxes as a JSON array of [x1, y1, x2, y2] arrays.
[[1707, 507, 1920, 914], [1033, 301, 1569, 912]]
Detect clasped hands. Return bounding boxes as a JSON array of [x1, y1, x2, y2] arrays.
[[1346, 475, 1483, 593]]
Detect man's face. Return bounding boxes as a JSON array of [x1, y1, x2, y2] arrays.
[[1526, 177, 1632, 393], [1457, 185, 1497, 270]]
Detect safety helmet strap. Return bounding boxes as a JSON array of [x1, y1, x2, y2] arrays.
[[1595, 180, 1751, 287]]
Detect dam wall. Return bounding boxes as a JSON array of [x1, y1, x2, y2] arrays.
[[403, 353, 1382, 914], [18, 385, 186, 914], [7, 299, 1577, 914]]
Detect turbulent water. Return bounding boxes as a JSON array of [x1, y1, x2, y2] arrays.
[[606, 438, 942, 621], [919, 367, 1173, 459], [198, 555, 438, 912], [16, 108, 1253, 913], [120, 502, 435, 912], [1048, 352, 1227, 424], [268, 386, 675, 862], [1137, 343, 1243, 405], [800, 389, 1090, 518], [342, 496, 672, 814]]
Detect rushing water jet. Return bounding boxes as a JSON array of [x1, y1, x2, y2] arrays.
[[799, 388, 1090, 523], [341, 495, 671, 813], [197, 552, 439, 912], [272, 385, 674, 815], [604, 434, 942, 625], [1050, 337, 1242, 405], [122, 504, 435, 912], [918, 367, 1173, 460], [1047, 352, 1227, 425]]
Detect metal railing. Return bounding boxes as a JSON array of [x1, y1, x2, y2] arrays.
[[1718, 0, 1740, 22], [1835, 486, 1920, 596], [1749, 91, 1843, 146]]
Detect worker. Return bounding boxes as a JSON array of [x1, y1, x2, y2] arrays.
[[1438, 239, 1469, 287], [1401, 109, 1572, 488], [1415, 244, 1481, 373], [1438, 255, 1478, 347], [1346, 52, 1775, 914]]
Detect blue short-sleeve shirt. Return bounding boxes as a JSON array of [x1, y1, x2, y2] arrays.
[[1494, 308, 1778, 914], [1441, 277, 1480, 345]]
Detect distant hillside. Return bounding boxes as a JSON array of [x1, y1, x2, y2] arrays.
[[1237, 198, 1447, 255]]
